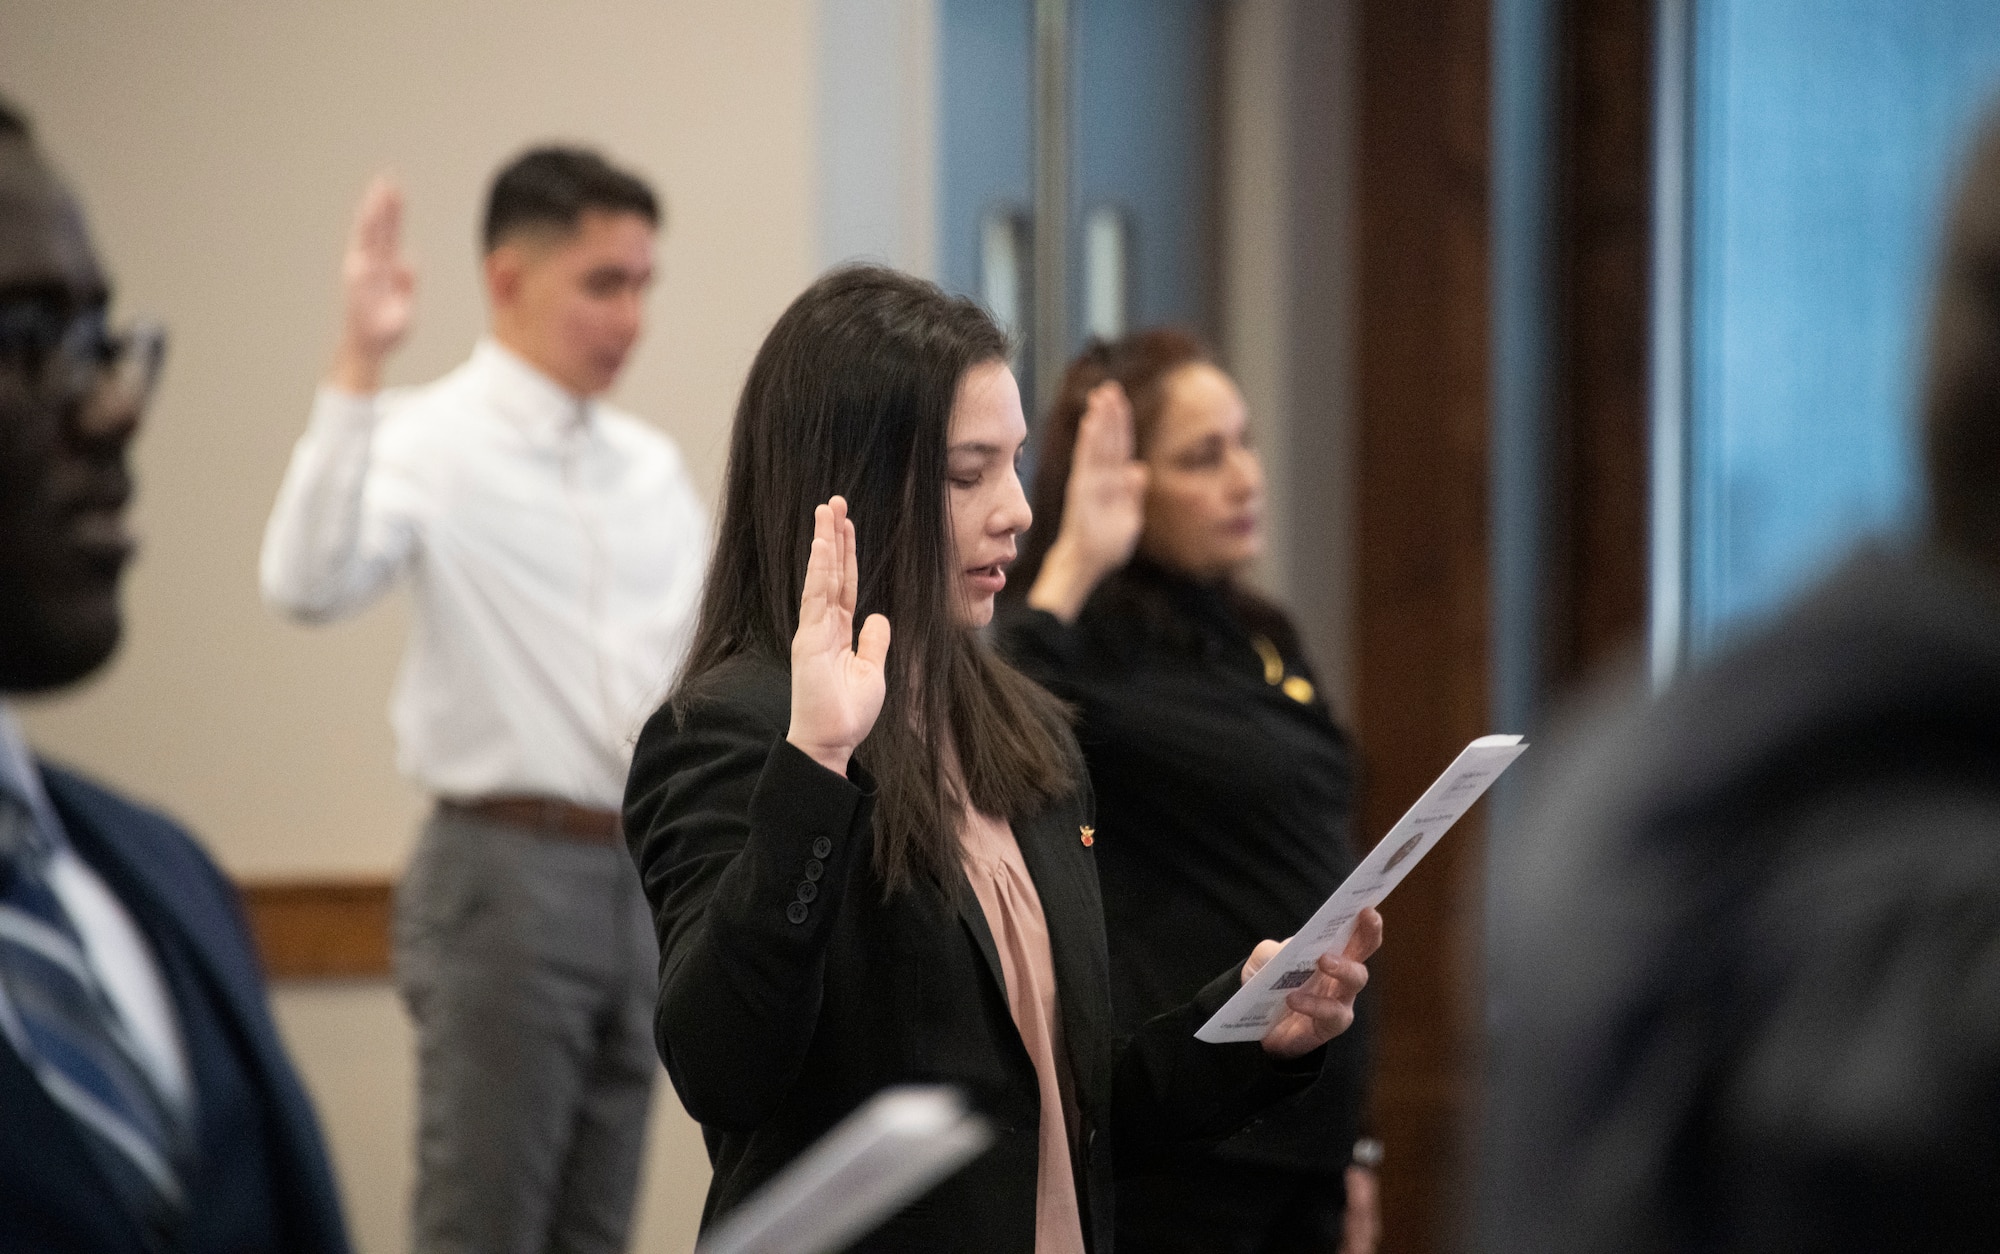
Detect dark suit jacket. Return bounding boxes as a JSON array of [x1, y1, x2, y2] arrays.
[[996, 560, 1371, 1177], [625, 654, 1318, 1253], [0, 765, 351, 1254]]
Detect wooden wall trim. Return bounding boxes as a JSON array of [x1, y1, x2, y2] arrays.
[[1345, 4, 1651, 1250], [1549, 0, 1652, 683], [239, 877, 394, 980], [1353, 1, 1492, 1251]]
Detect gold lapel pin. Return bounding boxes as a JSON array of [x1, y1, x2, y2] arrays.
[[1255, 635, 1317, 704], [1080, 825, 1095, 847]]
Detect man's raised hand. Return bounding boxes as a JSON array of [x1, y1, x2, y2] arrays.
[[786, 497, 891, 776], [331, 174, 416, 394]]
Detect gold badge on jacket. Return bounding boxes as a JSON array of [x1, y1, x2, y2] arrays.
[[1080, 825, 1095, 848], [1252, 636, 1316, 705]]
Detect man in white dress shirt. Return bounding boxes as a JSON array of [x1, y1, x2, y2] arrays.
[[261, 148, 708, 1254]]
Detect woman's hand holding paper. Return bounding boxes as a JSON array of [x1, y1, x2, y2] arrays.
[[1245, 908, 1383, 1059]]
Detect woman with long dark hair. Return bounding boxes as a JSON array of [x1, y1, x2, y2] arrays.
[[998, 330, 1376, 1253], [623, 268, 1380, 1252]]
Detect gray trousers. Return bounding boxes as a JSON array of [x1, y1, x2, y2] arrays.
[[394, 808, 659, 1254]]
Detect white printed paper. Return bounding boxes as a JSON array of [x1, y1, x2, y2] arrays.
[[696, 1086, 991, 1254], [1195, 734, 1527, 1044]]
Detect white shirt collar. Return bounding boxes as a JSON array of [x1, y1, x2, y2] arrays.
[[469, 337, 593, 445], [0, 703, 56, 828]]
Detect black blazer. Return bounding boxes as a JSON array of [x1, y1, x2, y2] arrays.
[[0, 766, 351, 1254], [624, 654, 1317, 1252], [996, 559, 1370, 1176]]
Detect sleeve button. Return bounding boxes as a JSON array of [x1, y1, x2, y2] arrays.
[[796, 881, 819, 904], [803, 858, 824, 882], [811, 836, 833, 859], [786, 901, 809, 925]]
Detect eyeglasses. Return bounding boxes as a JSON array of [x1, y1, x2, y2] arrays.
[[0, 301, 168, 430]]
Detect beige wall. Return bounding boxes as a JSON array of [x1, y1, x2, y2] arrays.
[[4, 0, 816, 875], [1, 2, 820, 1250], [1221, 0, 1358, 716], [817, 0, 936, 276]]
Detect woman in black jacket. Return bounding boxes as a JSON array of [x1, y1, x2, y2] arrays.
[[997, 330, 1377, 1254], [622, 267, 1380, 1253]]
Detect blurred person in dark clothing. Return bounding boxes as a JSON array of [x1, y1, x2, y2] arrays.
[[998, 331, 1376, 1254], [0, 97, 350, 1254], [1475, 111, 2000, 1254]]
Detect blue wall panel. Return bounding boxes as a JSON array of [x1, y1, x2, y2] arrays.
[[936, 0, 1215, 360], [937, 0, 1034, 303], [1688, 0, 2000, 648], [1071, 0, 1216, 338]]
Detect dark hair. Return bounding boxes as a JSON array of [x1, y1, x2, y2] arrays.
[[1012, 326, 1209, 593], [1926, 110, 2000, 562], [676, 265, 1081, 897], [481, 145, 659, 253], [0, 95, 30, 142]]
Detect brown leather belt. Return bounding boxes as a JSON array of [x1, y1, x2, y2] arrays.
[[439, 796, 622, 845]]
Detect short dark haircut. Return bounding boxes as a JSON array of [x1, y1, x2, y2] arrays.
[[0, 94, 31, 142], [674, 266, 1081, 898], [1925, 109, 2000, 561], [480, 145, 659, 253]]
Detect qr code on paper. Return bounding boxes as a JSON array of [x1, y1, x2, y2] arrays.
[[1271, 967, 1315, 990]]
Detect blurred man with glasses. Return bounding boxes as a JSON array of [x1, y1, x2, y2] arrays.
[[0, 97, 351, 1254]]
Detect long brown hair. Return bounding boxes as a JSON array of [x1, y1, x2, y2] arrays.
[[673, 265, 1080, 897]]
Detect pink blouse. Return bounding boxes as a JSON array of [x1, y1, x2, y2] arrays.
[[959, 807, 1088, 1254]]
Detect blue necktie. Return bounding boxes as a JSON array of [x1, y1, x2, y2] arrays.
[[0, 789, 190, 1235]]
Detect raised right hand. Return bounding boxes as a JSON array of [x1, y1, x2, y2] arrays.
[[1026, 381, 1149, 622], [330, 174, 415, 394], [786, 496, 892, 775]]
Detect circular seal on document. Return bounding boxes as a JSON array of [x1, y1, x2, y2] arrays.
[[1383, 833, 1424, 874]]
